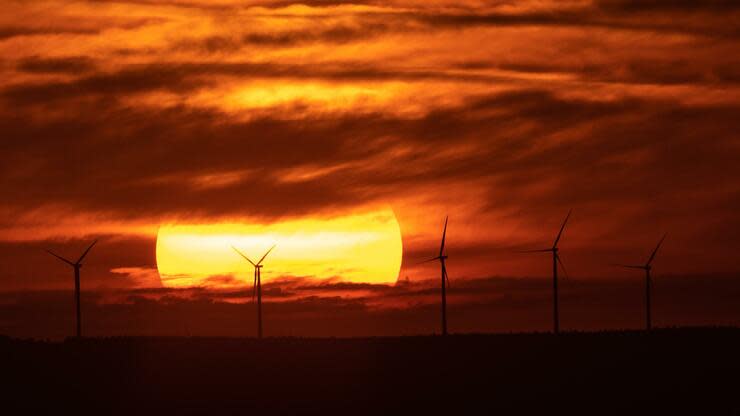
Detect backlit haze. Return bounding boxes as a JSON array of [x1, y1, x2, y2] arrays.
[[157, 208, 402, 287], [1, 0, 740, 337]]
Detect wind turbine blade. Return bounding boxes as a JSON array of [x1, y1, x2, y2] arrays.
[[611, 264, 645, 270], [553, 209, 572, 248], [517, 249, 552, 253], [76, 239, 98, 264], [252, 272, 257, 302], [556, 254, 570, 280], [439, 216, 448, 257], [415, 256, 441, 265], [232, 246, 256, 266], [46, 250, 74, 266], [444, 268, 450, 289], [646, 233, 667, 266], [257, 245, 276, 266]]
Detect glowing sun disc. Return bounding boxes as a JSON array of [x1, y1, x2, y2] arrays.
[[155, 208, 403, 288]]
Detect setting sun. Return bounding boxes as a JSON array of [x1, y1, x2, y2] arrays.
[[155, 208, 403, 288]]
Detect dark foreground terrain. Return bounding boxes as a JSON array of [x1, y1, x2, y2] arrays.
[[2, 328, 739, 415]]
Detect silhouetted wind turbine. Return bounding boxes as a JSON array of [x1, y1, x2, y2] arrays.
[[615, 233, 667, 331], [46, 240, 98, 338], [420, 216, 451, 336], [232, 244, 275, 339], [520, 210, 572, 334]]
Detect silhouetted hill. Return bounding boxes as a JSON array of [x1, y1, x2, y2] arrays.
[[2, 328, 739, 415]]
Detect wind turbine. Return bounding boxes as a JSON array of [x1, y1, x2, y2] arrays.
[[615, 234, 667, 331], [232, 244, 275, 339], [46, 240, 98, 338], [520, 210, 572, 334], [420, 216, 450, 336]]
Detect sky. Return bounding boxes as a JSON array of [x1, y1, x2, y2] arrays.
[[1, 0, 740, 337]]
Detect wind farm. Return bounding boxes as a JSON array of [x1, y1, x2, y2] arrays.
[[3, 0, 740, 413], [8, 226, 734, 415], [17, 214, 709, 339]]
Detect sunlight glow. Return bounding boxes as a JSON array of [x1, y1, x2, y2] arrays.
[[218, 82, 398, 114], [156, 208, 403, 288]]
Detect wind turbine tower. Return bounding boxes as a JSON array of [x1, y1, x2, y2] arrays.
[[421, 217, 450, 336], [521, 210, 572, 334], [232, 245, 275, 339], [616, 234, 667, 331], [46, 240, 98, 338]]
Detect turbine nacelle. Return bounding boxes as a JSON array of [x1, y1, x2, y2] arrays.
[[44, 239, 97, 338], [232, 244, 277, 338], [615, 234, 666, 272], [615, 234, 666, 332], [46, 240, 98, 268], [517, 210, 571, 334], [231, 245, 276, 269]]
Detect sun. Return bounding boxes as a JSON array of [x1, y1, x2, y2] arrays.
[[155, 207, 403, 288]]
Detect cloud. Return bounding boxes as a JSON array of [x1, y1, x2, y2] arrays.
[[16, 56, 97, 74], [0, 25, 99, 40], [179, 21, 399, 52], [0, 17, 166, 41], [1, 274, 739, 338], [109, 267, 162, 288], [596, 0, 740, 12], [242, 22, 393, 46], [2, 86, 739, 277], [1, 61, 521, 106]]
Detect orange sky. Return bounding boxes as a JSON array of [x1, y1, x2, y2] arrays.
[[1, 0, 740, 336]]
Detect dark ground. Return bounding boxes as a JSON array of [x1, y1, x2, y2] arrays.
[[2, 328, 739, 415]]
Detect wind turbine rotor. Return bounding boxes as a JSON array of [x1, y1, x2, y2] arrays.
[[646, 233, 667, 267], [439, 216, 448, 258], [76, 240, 98, 265], [46, 250, 75, 266], [553, 209, 572, 249], [555, 253, 570, 280], [612, 263, 647, 270], [416, 255, 444, 265], [257, 245, 276, 266], [517, 248, 553, 253], [231, 246, 256, 266]]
